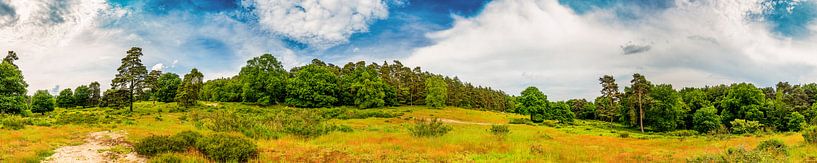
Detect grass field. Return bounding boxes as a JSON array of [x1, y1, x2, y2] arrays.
[[1, 102, 816, 162]]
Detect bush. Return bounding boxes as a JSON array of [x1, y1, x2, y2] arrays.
[[730, 119, 762, 134], [755, 139, 787, 156], [667, 130, 699, 137], [1, 115, 27, 130], [786, 112, 806, 132], [509, 118, 534, 125], [489, 125, 510, 137], [804, 126, 817, 144], [149, 153, 182, 163], [133, 135, 187, 156], [693, 106, 721, 133], [195, 134, 258, 162], [619, 133, 629, 138], [409, 118, 452, 137], [171, 131, 202, 147]]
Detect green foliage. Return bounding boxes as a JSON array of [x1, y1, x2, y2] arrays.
[[755, 139, 788, 156], [425, 76, 447, 109], [338, 61, 390, 109], [409, 118, 453, 137], [547, 101, 575, 123], [89, 82, 101, 107], [56, 88, 74, 108], [133, 135, 187, 156], [101, 89, 129, 109], [239, 54, 288, 104], [666, 130, 699, 136], [730, 119, 763, 134], [785, 112, 806, 131], [509, 118, 534, 125], [30, 90, 55, 115], [567, 99, 596, 120], [518, 87, 549, 122], [1, 115, 27, 130], [597, 75, 620, 122], [175, 68, 203, 107], [111, 47, 149, 112], [285, 63, 339, 108], [171, 131, 202, 147], [0, 56, 27, 114], [719, 83, 765, 124], [195, 134, 258, 162], [154, 73, 181, 102], [73, 85, 92, 108], [200, 77, 242, 102], [489, 124, 510, 137], [693, 106, 721, 133], [803, 126, 817, 144], [150, 154, 182, 163]]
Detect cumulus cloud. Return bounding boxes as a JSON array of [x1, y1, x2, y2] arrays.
[[406, 0, 817, 100], [244, 0, 390, 48], [0, 0, 311, 94], [151, 63, 164, 71]]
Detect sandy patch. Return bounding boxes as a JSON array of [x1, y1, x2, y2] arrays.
[[43, 130, 146, 163]]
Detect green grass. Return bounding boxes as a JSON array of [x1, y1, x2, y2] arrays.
[[1, 101, 817, 162]]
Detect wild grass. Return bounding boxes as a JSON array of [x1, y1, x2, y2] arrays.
[[2, 102, 817, 162]]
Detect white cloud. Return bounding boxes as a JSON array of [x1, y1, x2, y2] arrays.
[[245, 0, 389, 48], [405, 0, 817, 100], [151, 63, 164, 71], [0, 0, 130, 93]]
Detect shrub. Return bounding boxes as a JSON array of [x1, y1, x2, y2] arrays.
[[804, 126, 817, 144], [149, 153, 182, 163], [195, 134, 258, 162], [489, 125, 510, 137], [755, 139, 787, 156], [509, 118, 534, 125], [1, 115, 27, 130], [619, 133, 630, 138], [786, 112, 806, 132], [409, 118, 452, 137], [171, 131, 202, 147], [730, 119, 762, 134], [693, 106, 721, 133], [133, 135, 187, 156], [667, 130, 699, 137]]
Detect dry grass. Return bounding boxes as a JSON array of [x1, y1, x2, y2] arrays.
[[2, 102, 817, 162]]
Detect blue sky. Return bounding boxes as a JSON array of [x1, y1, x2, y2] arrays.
[[2, 0, 817, 100]]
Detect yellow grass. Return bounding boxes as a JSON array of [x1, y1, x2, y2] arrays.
[[1, 102, 816, 162]]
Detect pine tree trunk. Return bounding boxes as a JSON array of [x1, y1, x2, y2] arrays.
[[638, 93, 644, 132], [129, 80, 134, 112]]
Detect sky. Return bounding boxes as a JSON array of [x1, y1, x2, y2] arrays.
[[1, 0, 817, 101]]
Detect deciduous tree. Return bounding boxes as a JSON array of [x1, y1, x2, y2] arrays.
[[31, 90, 55, 115]]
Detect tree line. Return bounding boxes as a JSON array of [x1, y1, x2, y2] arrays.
[[515, 73, 817, 134], [0, 48, 513, 115], [3, 48, 815, 134]]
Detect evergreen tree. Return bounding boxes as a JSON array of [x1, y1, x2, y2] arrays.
[[630, 73, 652, 132], [111, 47, 148, 112]]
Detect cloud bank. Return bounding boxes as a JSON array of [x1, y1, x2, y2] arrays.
[[406, 0, 817, 100]]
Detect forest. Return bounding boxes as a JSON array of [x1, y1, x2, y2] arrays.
[[1, 48, 817, 162]]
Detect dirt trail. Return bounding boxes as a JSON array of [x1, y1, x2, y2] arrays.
[[43, 131, 146, 163], [437, 118, 494, 126]]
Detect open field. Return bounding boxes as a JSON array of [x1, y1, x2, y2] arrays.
[[1, 102, 816, 162]]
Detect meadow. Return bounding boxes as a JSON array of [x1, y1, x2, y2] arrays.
[[1, 102, 816, 162]]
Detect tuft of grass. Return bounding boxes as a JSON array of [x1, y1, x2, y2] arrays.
[[408, 118, 452, 137]]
